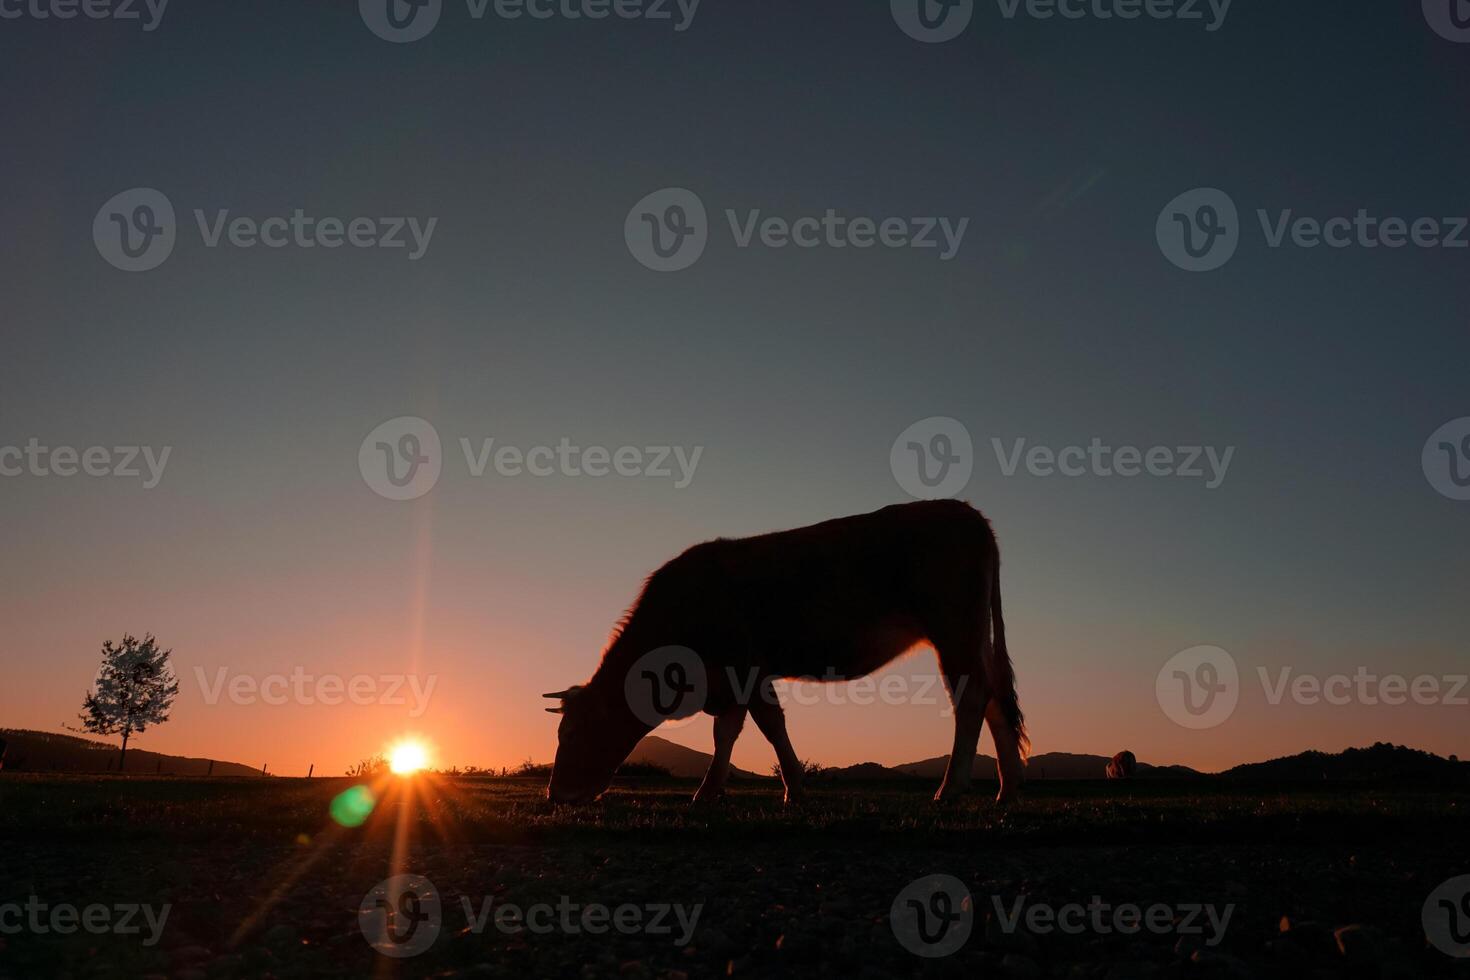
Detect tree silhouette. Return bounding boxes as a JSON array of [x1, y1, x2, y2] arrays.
[[76, 634, 179, 772]]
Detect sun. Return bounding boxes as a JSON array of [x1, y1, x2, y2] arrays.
[[387, 738, 430, 775]]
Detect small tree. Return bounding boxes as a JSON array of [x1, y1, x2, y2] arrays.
[[76, 634, 179, 772]]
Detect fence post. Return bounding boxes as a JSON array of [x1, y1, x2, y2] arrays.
[[307, 764, 314, 779]]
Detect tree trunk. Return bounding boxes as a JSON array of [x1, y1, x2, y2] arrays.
[[119, 732, 129, 773]]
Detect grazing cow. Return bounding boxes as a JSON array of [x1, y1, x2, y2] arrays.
[[544, 500, 1028, 805], [1106, 750, 1137, 780]]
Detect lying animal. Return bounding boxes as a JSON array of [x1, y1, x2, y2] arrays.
[[544, 500, 1027, 804]]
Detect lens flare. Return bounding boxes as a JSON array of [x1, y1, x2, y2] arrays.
[[387, 738, 430, 775], [330, 785, 377, 827]]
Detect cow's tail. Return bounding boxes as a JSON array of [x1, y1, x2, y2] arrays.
[[986, 560, 1029, 761]]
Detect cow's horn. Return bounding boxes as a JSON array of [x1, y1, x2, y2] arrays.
[[543, 688, 575, 700]]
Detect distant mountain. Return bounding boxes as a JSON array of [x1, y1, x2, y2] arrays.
[[1222, 742, 1470, 781], [627, 735, 761, 780], [886, 752, 1203, 781], [0, 729, 264, 777], [629, 738, 1200, 782]]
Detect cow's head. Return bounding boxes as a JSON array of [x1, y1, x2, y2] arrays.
[[543, 683, 652, 804]]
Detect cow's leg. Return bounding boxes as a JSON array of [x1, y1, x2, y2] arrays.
[[693, 705, 746, 803], [747, 681, 804, 804], [986, 697, 1024, 804], [934, 641, 990, 803]]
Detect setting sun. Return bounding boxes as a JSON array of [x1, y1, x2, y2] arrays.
[[387, 738, 430, 775]]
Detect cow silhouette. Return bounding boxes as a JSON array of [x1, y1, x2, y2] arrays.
[[544, 500, 1028, 805]]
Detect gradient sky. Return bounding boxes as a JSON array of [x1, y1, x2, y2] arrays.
[[2, 1, 1467, 777]]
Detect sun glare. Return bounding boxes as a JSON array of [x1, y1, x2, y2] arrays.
[[387, 738, 430, 775]]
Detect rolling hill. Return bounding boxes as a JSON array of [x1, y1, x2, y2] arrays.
[[0, 729, 264, 777], [1222, 742, 1470, 781]]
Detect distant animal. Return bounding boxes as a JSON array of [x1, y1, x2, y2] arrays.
[[1106, 750, 1137, 780], [544, 500, 1028, 805]]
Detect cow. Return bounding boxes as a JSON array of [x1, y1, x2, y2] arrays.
[[1106, 750, 1136, 780], [544, 500, 1028, 806]]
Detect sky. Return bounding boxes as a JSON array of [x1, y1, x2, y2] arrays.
[[1, 1, 1467, 778]]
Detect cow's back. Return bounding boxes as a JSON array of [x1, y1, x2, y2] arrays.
[[694, 501, 995, 677]]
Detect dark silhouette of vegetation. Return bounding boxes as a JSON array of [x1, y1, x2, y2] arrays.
[[346, 754, 388, 778], [73, 634, 179, 772]]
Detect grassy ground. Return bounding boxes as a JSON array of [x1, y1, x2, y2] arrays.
[[1, 774, 1467, 978]]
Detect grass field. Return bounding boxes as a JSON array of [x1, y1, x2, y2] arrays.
[[2, 774, 1467, 978]]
